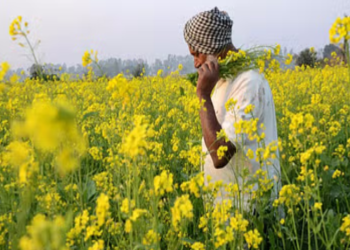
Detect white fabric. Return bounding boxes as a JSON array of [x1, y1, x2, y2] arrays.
[[201, 70, 282, 209]]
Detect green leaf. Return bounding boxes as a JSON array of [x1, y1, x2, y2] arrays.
[[186, 73, 198, 87], [329, 185, 342, 198], [245, 178, 258, 186], [82, 111, 99, 121], [268, 228, 277, 249], [57, 106, 75, 121], [314, 221, 322, 233], [181, 237, 196, 245], [133, 244, 146, 250], [179, 87, 185, 96], [86, 179, 97, 202], [326, 209, 335, 219]]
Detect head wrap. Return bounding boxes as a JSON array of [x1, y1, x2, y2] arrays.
[[184, 7, 233, 55]]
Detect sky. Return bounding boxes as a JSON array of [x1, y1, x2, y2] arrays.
[[0, 0, 349, 69]]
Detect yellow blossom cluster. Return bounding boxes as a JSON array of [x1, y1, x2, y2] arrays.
[[244, 229, 263, 249], [2, 141, 37, 183], [19, 214, 68, 250], [340, 215, 350, 241], [9, 16, 28, 38], [82, 50, 99, 67], [142, 229, 161, 248], [181, 172, 204, 198], [330, 16, 350, 43], [171, 195, 193, 231], [210, 200, 253, 248], [191, 242, 205, 250], [154, 170, 174, 196], [96, 193, 110, 226], [274, 184, 301, 208], [252, 169, 274, 199], [0, 62, 10, 81], [0, 60, 348, 249]]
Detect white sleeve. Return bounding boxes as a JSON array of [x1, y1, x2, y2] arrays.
[[221, 72, 264, 148]]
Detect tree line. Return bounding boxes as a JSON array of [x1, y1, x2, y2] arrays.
[[5, 43, 344, 82]]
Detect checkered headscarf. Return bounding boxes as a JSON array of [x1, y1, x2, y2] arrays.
[[184, 7, 233, 55]]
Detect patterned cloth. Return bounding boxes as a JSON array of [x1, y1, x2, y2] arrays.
[[184, 7, 233, 55]]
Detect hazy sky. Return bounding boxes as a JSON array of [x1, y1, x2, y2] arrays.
[[0, 0, 349, 69]]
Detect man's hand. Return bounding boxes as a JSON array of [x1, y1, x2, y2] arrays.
[[197, 60, 220, 97], [195, 59, 235, 169]]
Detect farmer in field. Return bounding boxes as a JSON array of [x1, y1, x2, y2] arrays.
[[184, 7, 281, 209]]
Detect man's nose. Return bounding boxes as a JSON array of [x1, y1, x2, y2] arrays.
[[194, 61, 201, 69]]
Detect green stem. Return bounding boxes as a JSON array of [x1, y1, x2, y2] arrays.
[[306, 177, 311, 250], [345, 40, 350, 78], [340, 183, 350, 211], [93, 60, 105, 78], [291, 208, 301, 250], [21, 30, 44, 80]]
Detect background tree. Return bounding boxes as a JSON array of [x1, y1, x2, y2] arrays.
[[132, 63, 145, 78], [29, 64, 60, 81], [323, 44, 344, 60], [29, 64, 44, 79], [295, 48, 317, 67]]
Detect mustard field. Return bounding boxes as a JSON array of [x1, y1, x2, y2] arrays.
[[0, 15, 350, 250]]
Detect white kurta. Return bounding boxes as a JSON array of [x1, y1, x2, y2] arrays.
[[201, 69, 281, 208]]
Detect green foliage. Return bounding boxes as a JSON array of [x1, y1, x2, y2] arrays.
[[296, 48, 317, 67], [29, 64, 60, 81], [323, 44, 344, 60], [187, 46, 275, 86]]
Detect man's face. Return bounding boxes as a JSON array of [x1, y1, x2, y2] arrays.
[[189, 46, 207, 69]]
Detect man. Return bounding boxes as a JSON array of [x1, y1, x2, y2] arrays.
[[184, 7, 281, 208]]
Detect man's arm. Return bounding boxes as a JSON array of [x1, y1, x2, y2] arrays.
[[196, 61, 236, 169], [198, 93, 236, 169]]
